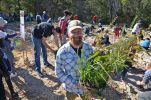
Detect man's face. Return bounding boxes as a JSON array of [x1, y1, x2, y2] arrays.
[[69, 28, 83, 47]]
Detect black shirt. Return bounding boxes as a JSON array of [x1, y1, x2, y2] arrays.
[[70, 44, 82, 58], [32, 22, 54, 39]]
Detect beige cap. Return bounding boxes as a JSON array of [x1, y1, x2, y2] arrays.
[[68, 20, 83, 33]]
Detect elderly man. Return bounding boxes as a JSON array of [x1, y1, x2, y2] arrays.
[[55, 20, 93, 100]]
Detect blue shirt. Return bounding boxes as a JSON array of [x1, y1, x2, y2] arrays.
[[140, 39, 150, 48], [55, 42, 93, 94]]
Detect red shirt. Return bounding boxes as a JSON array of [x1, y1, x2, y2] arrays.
[[113, 26, 120, 34], [93, 16, 97, 21], [59, 17, 67, 34], [74, 15, 78, 20]]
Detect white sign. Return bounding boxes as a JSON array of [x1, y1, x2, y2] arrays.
[[20, 10, 25, 40]]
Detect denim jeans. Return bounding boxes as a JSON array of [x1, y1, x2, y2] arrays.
[[31, 36, 48, 72]]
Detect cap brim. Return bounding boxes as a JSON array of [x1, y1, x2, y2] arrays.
[[68, 26, 83, 33]]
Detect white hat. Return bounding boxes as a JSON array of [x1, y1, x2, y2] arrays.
[[0, 17, 7, 27], [68, 20, 83, 33]]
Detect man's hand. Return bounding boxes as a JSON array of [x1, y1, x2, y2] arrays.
[[16, 32, 21, 36], [42, 37, 55, 53]]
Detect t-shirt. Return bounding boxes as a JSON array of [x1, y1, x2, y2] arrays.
[[32, 22, 54, 39], [113, 26, 120, 34], [93, 16, 97, 21], [74, 15, 78, 20], [70, 43, 82, 58], [59, 16, 67, 34]]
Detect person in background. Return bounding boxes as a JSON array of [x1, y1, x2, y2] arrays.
[[132, 20, 141, 35], [55, 20, 93, 100], [0, 17, 20, 77], [97, 21, 104, 33], [47, 18, 52, 25], [121, 23, 127, 36], [90, 25, 96, 34], [74, 15, 78, 20], [30, 12, 34, 21], [59, 10, 72, 45], [98, 19, 102, 28], [12, 12, 17, 22], [0, 41, 19, 100], [113, 24, 121, 39], [42, 11, 49, 22], [92, 15, 97, 25], [36, 12, 42, 24], [140, 37, 150, 50], [31, 22, 59, 77], [101, 29, 110, 46]]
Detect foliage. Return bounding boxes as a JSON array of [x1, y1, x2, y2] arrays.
[[79, 36, 140, 88], [0, 0, 151, 26]]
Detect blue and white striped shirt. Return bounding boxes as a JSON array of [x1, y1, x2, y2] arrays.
[[55, 42, 93, 94]]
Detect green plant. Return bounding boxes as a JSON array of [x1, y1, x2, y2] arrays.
[[79, 36, 140, 89]]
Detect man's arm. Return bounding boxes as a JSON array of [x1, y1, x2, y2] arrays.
[[7, 32, 20, 38], [55, 53, 77, 86], [42, 37, 55, 53]]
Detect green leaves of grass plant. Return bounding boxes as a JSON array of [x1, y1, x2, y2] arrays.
[[79, 36, 140, 89]]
